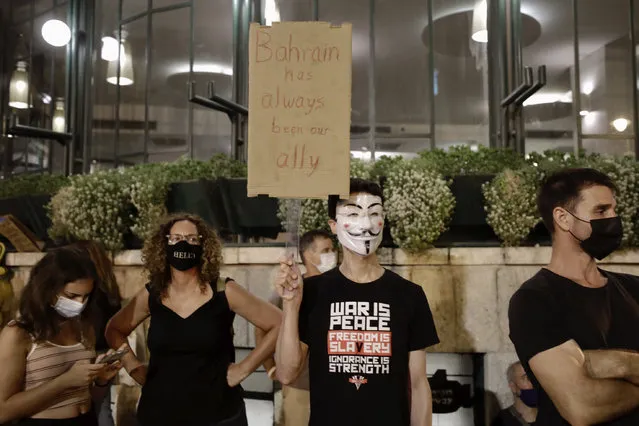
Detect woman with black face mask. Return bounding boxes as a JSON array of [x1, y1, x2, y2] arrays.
[[105, 213, 281, 426]]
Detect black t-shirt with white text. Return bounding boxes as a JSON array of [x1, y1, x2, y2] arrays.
[[509, 268, 639, 426], [299, 268, 439, 426]]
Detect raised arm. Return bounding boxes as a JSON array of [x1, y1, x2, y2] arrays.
[[0, 324, 103, 423], [226, 280, 282, 386], [104, 286, 151, 385], [274, 257, 309, 384], [530, 339, 639, 425], [409, 350, 432, 426]]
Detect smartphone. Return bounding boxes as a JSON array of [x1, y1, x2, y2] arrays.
[[99, 348, 129, 364]]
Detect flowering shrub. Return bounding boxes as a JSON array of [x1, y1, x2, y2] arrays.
[[483, 168, 540, 246], [484, 150, 639, 246], [48, 154, 246, 250], [48, 170, 132, 250], [384, 161, 455, 252]]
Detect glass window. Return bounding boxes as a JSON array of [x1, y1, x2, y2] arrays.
[[11, 0, 32, 24], [432, 0, 489, 150], [148, 7, 190, 158], [274, 0, 314, 21], [122, 0, 148, 20], [579, 0, 635, 156], [115, 17, 147, 160], [192, 0, 234, 159], [153, 0, 188, 9], [374, 0, 431, 155], [92, 0, 120, 167], [35, 0, 53, 15], [521, 0, 573, 155], [319, 0, 370, 150]]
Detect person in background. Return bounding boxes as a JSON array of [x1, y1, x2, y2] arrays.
[[255, 229, 336, 425], [491, 362, 537, 426], [68, 241, 122, 426], [0, 247, 125, 426], [276, 178, 439, 426], [105, 213, 282, 426], [509, 168, 639, 426]]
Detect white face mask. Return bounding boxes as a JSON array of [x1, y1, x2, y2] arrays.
[[335, 193, 384, 256], [53, 296, 87, 318], [314, 252, 337, 273]]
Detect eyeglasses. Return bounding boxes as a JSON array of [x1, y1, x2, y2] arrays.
[[166, 234, 202, 245]]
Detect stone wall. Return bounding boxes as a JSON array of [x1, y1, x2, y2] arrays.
[[7, 246, 639, 424]]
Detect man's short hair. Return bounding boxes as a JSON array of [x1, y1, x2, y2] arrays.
[[537, 168, 617, 234], [299, 229, 333, 264], [328, 178, 384, 220], [506, 361, 521, 384]]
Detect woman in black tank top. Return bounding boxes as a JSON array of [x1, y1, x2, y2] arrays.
[[105, 214, 282, 426]]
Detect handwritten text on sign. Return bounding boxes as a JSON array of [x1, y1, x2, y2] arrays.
[[247, 22, 352, 199]]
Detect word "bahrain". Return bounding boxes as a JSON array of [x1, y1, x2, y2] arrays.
[[254, 31, 341, 64]]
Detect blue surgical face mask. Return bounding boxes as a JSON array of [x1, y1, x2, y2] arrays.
[[519, 388, 538, 408]]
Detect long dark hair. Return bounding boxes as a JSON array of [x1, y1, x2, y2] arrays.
[[142, 213, 223, 298], [68, 240, 121, 307], [16, 247, 98, 342]]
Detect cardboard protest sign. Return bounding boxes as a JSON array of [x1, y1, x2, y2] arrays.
[[247, 21, 352, 199]]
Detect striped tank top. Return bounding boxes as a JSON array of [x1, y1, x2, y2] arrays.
[[25, 336, 96, 411]]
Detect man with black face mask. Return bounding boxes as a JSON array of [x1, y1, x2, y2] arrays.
[[509, 168, 639, 426], [492, 362, 537, 426]]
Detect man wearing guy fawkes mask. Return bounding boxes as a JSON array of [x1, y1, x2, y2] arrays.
[[274, 178, 440, 426], [510, 168, 639, 426]]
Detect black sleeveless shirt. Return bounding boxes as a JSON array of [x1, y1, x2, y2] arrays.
[[137, 279, 243, 426]]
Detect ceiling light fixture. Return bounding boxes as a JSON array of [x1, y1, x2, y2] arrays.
[[52, 98, 65, 133], [264, 0, 280, 25], [169, 63, 234, 76], [9, 61, 29, 109], [471, 0, 488, 43], [41, 19, 71, 47], [523, 92, 572, 106], [101, 36, 119, 61], [612, 118, 630, 132], [106, 30, 134, 86]]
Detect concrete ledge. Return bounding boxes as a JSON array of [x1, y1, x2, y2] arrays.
[[8, 246, 639, 267]]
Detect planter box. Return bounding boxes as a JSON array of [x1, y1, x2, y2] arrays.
[[167, 178, 281, 240], [436, 175, 499, 246], [167, 179, 231, 238], [0, 194, 52, 251], [217, 178, 281, 239]]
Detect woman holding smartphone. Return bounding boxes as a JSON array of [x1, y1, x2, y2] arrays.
[[105, 213, 281, 426], [0, 247, 125, 426], [68, 240, 123, 426]]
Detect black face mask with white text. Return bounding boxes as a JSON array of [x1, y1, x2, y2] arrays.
[[167, 241, 203, 271]]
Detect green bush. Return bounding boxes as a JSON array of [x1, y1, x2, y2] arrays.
[[48, 170, 132, 250], [384, 160, 455, 251], [417, 145, 525, 176], [483, 150, 639, 246], [483, 168, 540, 246], [48, 154, 247, 250], [0, 174, 69, 199]]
